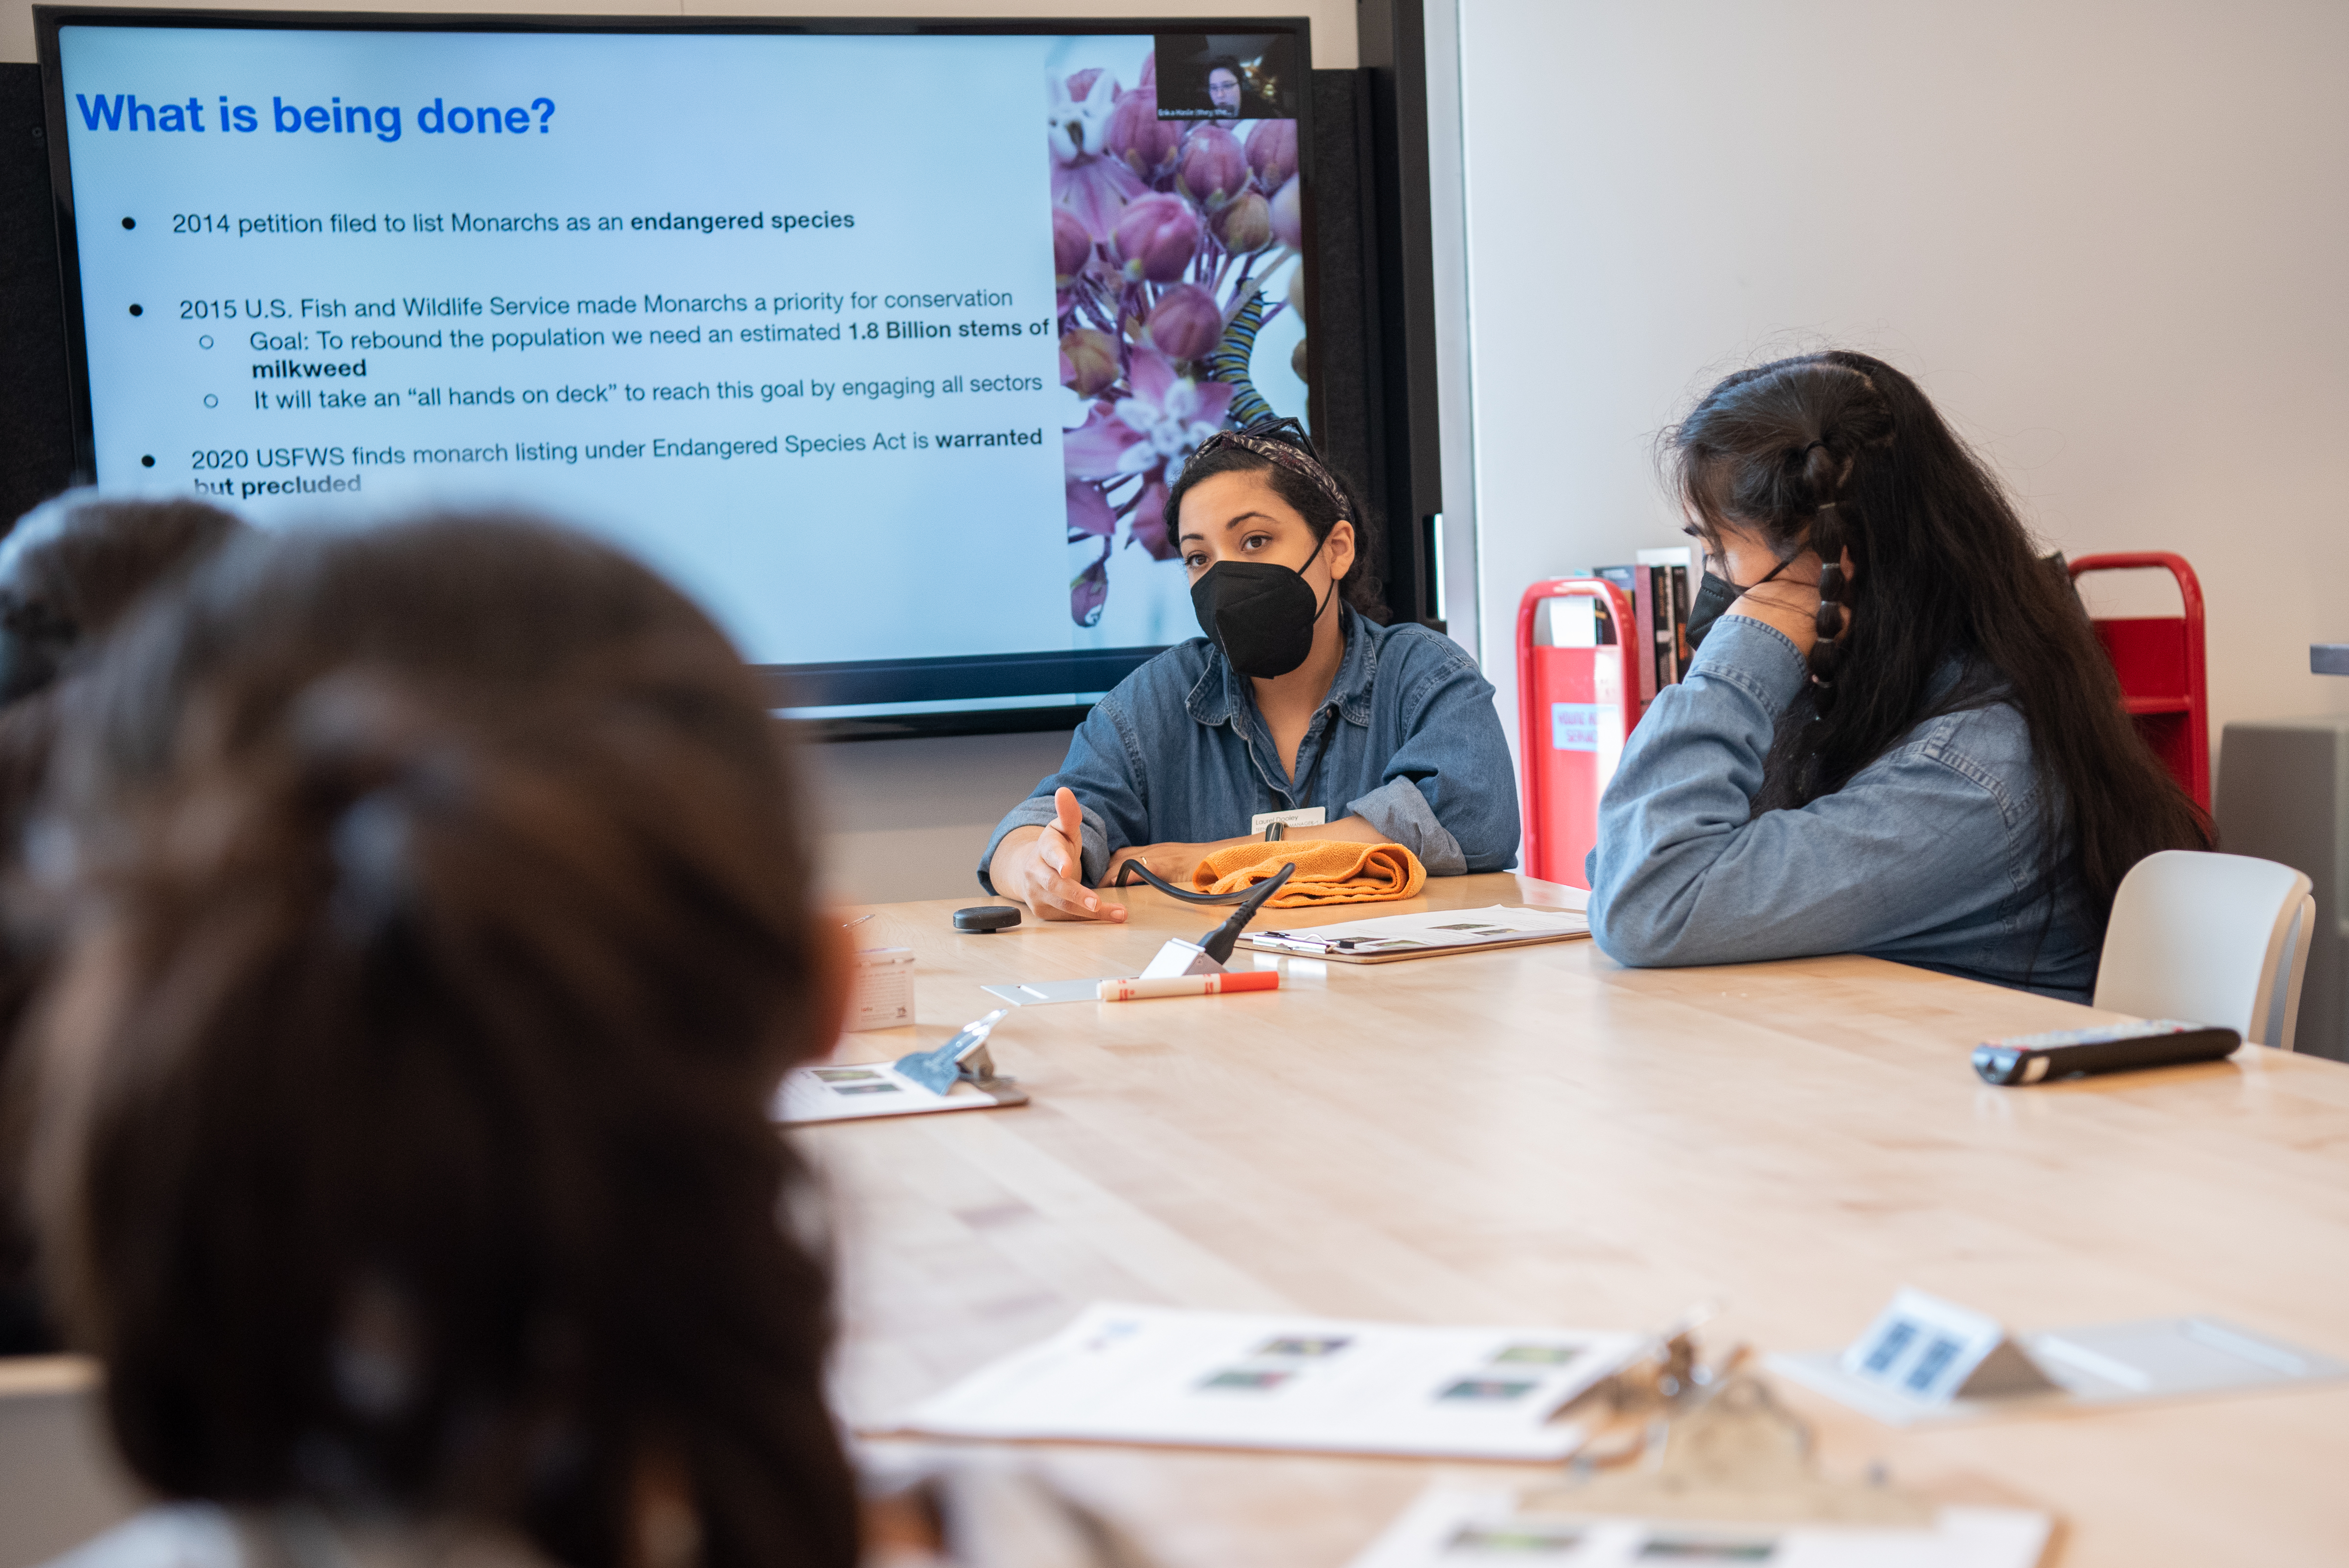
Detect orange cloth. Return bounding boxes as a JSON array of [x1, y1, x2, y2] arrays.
[[1190, 839, 1426, 907]]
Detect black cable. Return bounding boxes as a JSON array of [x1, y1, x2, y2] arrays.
[[1110, 858, 1261, 904], [1195, 861, 1297, 963]]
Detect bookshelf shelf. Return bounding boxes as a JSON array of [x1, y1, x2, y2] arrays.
[[2121, 696, 2192, 715]]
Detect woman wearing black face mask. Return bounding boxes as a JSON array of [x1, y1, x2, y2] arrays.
[[981, 420, 1519, 922]]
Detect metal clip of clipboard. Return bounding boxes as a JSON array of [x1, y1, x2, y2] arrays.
[[1249, 930, 1386, 955], [892, 1009, 1030, 1106]]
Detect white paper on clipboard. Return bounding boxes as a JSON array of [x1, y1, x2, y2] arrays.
[[773, 1062, 1015, 1125], [1238, 903, 1590, 964], [898, 1301, 1640, 1460], [1347, 1484, 2054, 1568]]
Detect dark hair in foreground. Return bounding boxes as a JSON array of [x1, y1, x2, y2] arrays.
[[30, 516, 857, 1568], [1164, 420, 1389, 622], [0, 493, 248, 850], [0, 494, 247, 1355], [1666, 350, 2210, 924]]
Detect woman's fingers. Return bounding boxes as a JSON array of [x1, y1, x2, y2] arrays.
[[1053, 786, 1086, 845], [1030, 869, 1124, 922], [1024, 828, 1125, 922], [1036, 825, 1077, 879]]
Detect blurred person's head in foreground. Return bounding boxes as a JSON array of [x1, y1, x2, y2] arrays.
[[28, 514, 858, 1568], [0, 491, 246, 1356], [0, 491, 247, 839]]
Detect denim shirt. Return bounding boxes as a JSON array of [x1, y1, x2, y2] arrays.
[[1586, 616, 2099, 1002], [978, 607, 1520, 891]]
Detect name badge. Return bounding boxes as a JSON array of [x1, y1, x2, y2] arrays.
[[1250, 807, 1327, 834]]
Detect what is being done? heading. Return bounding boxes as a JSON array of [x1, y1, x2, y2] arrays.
[[75, 92, 563, 143]]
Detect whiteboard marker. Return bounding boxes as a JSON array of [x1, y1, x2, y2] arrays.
[[1097, 971, 1281, 1002]]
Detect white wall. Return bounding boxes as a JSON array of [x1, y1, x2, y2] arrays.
[[1, 0, 1355, 68], [8, 0, 1351, 903], [1456, 0, 2349, 790]]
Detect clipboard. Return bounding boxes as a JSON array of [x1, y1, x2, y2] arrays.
[[1237, 904, 1590, 964]]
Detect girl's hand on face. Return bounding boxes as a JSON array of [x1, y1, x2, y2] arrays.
[[1711, 522, 1827, 656]]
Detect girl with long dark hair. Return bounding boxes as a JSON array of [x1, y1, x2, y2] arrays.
[[27, 517, 862, 1568], [1588, 352, 2210, 1000]]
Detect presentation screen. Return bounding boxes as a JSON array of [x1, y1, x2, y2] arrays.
[[38, 11, 1316, 727]]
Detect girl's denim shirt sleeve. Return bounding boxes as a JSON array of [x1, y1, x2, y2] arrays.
[[1585, 615, 2099, 1002]]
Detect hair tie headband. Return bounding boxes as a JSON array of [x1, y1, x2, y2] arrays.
[[1183, 417, 1352, 521]]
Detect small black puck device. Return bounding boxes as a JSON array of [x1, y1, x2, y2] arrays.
[[953, 905, 1022, 934]]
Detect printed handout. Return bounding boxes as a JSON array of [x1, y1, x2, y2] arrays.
[[1348, 1486, 2055, 1568], [899, 1302, 1642, 1459], [1239, 903, 1591, 964], [774, 1061, 1006, 1125]]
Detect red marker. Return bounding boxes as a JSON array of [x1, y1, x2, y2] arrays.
[[1097, 971, 1282, 1002]]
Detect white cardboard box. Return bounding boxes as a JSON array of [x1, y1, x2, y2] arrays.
[[846, 947, 916, 1032]]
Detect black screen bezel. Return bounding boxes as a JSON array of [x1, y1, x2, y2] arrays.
[[33, 6, 1320, 741]]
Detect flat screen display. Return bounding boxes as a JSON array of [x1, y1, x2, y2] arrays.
[[39, 12, 1314, 726]]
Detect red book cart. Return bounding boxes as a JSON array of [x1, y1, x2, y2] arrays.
[[1516, 577, 1643, 888], [2067, 552, 2210, 811]]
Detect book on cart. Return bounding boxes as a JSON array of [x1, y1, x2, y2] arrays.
[[1595, 547, 1695, 702]]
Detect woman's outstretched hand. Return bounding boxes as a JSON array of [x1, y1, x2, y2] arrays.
[[988, 787, 1128, 922]]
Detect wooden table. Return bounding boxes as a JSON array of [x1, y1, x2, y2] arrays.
[[822, 873, 2349, 1568]]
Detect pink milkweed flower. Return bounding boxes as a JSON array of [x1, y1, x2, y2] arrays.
[[1269, 174, 1302, 251], [1111, 193, 1200, 284], [1071, 546, 1111, 626], [1050, 69, 1146, 237], [1065, 477, 1116, 541], [1126, 476, 1178, 561], [1059, 327, 1122, 397], [1176, 124, 1249, 212], [1066, 479, 1118, 623], [1214, 190, 1273, 254], [1053, 207, 1095, 287], [1145, 284, 1223, 361], [1061, 348, 1235, 480], [1107, 92, 1182, 183], [1246, 119, 1297, 192]]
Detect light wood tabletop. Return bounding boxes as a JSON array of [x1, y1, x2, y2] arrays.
[[820, 872, 2349, 1568]]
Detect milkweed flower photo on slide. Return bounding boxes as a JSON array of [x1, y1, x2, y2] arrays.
[[1047, 43, 1307, 628]]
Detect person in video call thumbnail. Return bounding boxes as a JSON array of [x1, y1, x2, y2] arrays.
[[981, 418, 1519, 922], [1206, 58, 1244, 119]]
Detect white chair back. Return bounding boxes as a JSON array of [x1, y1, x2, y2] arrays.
[[2096, 851, 2317, 1049]]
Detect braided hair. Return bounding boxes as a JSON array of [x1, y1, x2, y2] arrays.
[[1665, 350, 2209, 924]]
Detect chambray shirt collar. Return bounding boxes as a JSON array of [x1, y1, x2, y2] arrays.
[[1184, 606, 1380, 729]]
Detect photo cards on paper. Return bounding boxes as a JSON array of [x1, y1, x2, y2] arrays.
[[1345, 1485, 2055, 1568], [773, 1061, 1009, 1125], [900, 1303, 1644, 1460]]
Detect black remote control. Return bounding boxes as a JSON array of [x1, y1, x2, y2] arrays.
[[1972, 1020, 2242, 1085]]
